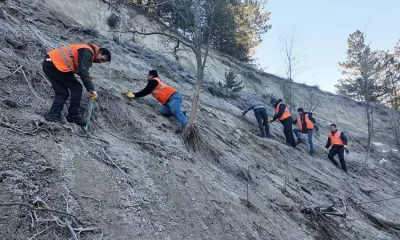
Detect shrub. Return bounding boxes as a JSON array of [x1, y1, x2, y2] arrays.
[[224, 70, 244, 93], [107, 13, 121, 29]]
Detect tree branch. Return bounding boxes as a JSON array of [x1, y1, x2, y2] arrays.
[[0, 203, 79, 219]]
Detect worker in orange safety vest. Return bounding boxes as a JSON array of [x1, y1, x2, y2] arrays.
[[293, 108, 318, 155], [125, 70, 188, 133], [269, 98, 296, 147], [324, 124, 349, 172], [43, 43, 111, 126]]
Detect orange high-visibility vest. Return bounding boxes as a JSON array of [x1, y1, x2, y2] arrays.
[[151, 77, 177, 104], [47, 44, 100, 73], [328, 130, 344, 146], [297, 113, 314, 131], [274, 102, 291, 120]]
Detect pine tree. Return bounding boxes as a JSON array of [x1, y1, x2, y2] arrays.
[[224, 70, 244, 92], [380, 52, 400, 110], [335, 30, 386, 148], [130, 0, 271, 61]]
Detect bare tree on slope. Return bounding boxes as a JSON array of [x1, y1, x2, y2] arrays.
[[279, 28, 306, 112]]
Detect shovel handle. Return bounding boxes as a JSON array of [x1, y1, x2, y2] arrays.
[[84, 99, 96, 132]]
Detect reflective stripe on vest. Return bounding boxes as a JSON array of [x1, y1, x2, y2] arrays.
[[57, 47, 73, 71], [65, 46, 78, 70], [329, 130, 344, 146], [298, 113, 314, 131], [152, 81, 167, 97], [274, 102, 291, 120], [151, 77, 177, 104]]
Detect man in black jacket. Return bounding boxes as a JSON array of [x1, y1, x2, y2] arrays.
[[242, 102, 271, 138], [269, 98, 296, 147], [324, 124, 349, 172]]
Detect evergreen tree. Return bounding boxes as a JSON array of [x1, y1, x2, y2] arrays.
[[335, 30, 384, 101], [380, 52, 400, 110], [335, 30, 386, 148], [130, 0, 271, 61], [224, 70, 244, 92]]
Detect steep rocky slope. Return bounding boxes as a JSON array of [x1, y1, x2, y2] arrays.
[[0, 0, 399, 239]]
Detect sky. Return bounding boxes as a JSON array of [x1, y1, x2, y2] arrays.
[[254, 0, 400, 93]]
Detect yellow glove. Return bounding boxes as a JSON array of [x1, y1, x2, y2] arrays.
[[125, 92, 135, 99], [324, 148, 328, 153], [90, 91, 97, 100]]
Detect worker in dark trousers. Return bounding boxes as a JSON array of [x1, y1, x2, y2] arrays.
[[242, 102, 271, 138], [324, 124, 349, 172], [269, 98, 296, 147], [293, 108, 317, 155], [43, 43, 111, 126]]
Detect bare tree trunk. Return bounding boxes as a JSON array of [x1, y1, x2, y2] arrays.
[[184, 0, 213, 137], [186, 52, 204, 129], [366, 101, 373, 149], [184, 0, 202, 132]]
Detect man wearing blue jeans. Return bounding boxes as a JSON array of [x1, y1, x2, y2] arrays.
[[125, 70, 187, 133], [292, 108, 318, 155]]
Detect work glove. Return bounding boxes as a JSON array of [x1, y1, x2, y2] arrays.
[[125, 91, 135, 99], [269, 117, 274, 123], [344, 145, 349, 154], [90, 91, 97, 100], [90, 76, 95, 80], [324, 148, 329, 153]]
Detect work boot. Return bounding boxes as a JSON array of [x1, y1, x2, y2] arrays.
[[309, 150, 314, 156], [66, 115, 86, 127], [296, 139, 304, 145], [44, 113, 63, 123]]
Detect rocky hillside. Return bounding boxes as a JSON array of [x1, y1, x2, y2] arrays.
[[0, 0, 399, 239]]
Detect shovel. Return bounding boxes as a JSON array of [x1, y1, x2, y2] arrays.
[[83, 99, 95, 132]]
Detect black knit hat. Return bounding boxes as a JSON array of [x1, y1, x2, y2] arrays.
[[297, 108, 304, 112], [148, 70, 158, 77], [330, 124, 337, 128]]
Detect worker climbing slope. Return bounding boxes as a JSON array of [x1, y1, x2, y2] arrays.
[[269, 98, 296, 147], [43, 43, 111, 126], [293, 108, 319, 155], [125, 70, 188, 133], [242, 102, 271, 138], [324, 124, 349, 173]]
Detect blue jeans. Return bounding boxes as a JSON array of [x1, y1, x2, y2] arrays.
[[293, 128, 314, 152], [159, 92, 188, 127]]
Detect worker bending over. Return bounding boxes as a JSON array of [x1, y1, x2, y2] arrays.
[[125, 70, 187, 133], [269, 98, 296, 147], [242, 102, 271, 138], [43, 43, 111, 126]]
